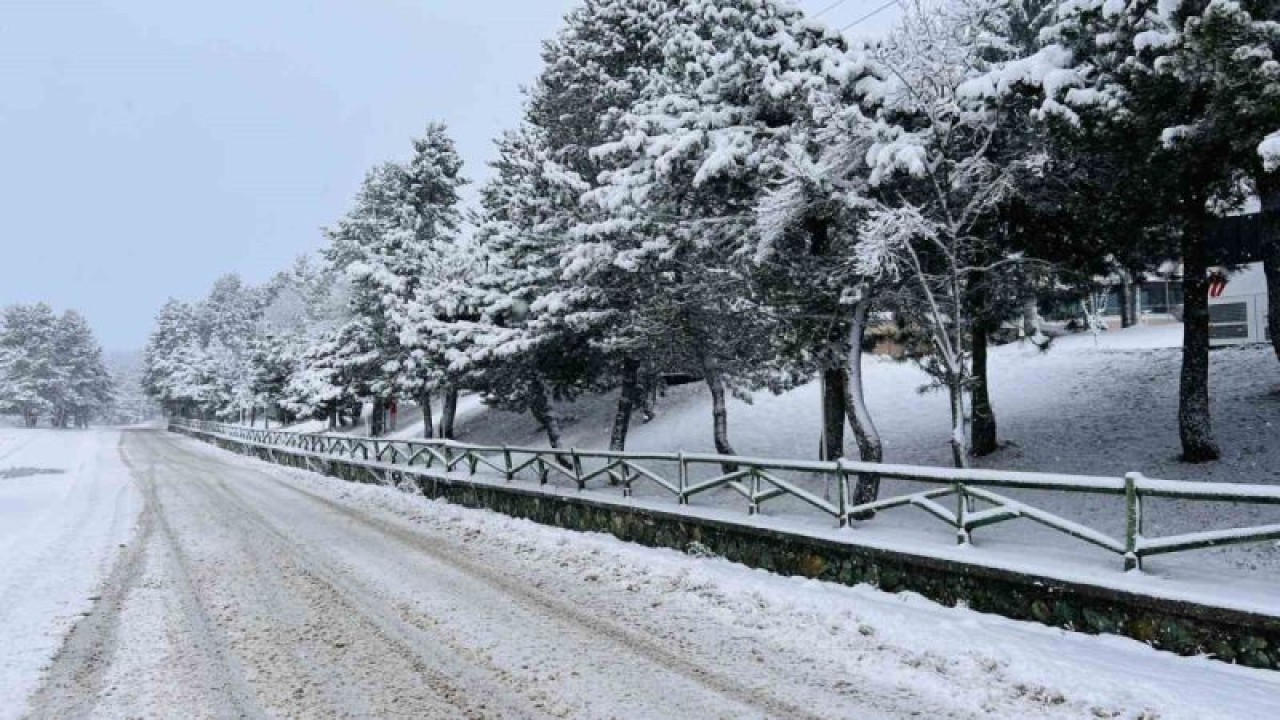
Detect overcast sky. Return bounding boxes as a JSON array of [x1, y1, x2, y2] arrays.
[[0, 0, 900, 352]]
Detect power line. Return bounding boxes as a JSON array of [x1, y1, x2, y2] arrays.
[[811, 0, 851, 18], [838, 0, 899, 31]]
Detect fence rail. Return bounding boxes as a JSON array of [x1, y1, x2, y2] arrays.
[[171, 419, 1280, 572]]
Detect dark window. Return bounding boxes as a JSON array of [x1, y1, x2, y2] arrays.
[[1209, 302, 1248, 324]]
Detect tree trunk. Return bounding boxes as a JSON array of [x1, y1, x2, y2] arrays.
[[610, 361, 640, 452], [420, 391, 434, 439], [700, 353, 737, 472], [1265, 244, 1280, 363], [527, 379, 562, 448], [970, 318, 998, 456], [439, 386, 458, 439], [821, 368, 845, 461], [370, 397, 385, 437], [1178, 209, 1221, 462], [967, 274, 998, 457], [1021, 296, 1041, 340], [844, 298, 884, 511], [948, 380, 971, 469], [1119, 272, 1135, 328], [1260, 175, 1280, 362]]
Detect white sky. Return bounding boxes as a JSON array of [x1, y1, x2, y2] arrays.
[[0, 0, 901, 351]]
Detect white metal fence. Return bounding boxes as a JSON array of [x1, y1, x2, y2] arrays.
[[172, 419, 1280, 572]]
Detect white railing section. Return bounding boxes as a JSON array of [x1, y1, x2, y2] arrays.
[[171, 419, 1280, 572]]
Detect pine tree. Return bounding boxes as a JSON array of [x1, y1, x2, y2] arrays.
[[142, 299, 199, 417], [519, 0, 674, 450], [462, 127, 606, 448], [390, 123, 468, 438], [584, 0, 882, 459], [0, 304, 59, 426], [972, 0, 1280, 461], [51, 310, 114, 427]]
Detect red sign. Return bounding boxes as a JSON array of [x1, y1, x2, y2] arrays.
[[1208, 273, 1228, 298]]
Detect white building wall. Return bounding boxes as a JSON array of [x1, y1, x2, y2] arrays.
[[1209, 262, 1269, 345]]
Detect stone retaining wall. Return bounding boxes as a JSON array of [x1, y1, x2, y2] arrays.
[[174, 425, 1280, 670]]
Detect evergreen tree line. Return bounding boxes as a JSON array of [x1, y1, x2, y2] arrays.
[[143, 0, 1280, 491], [0, 303, 115, 428]]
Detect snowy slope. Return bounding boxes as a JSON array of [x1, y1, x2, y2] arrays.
[[0, 429, 141, 720]]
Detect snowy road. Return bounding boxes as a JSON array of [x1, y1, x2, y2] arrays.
[[17, 429, 1280, 718]]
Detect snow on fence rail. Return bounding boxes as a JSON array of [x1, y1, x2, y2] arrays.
[[172, 419, 1280, 572]]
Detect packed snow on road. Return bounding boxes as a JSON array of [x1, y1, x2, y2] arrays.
[[2, 426, 1278, 719]]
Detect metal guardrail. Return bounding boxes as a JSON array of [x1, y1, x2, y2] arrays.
[[171, 419, 1280, 572]]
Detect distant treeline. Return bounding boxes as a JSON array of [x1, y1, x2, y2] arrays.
[[0, 303, 114, 428]]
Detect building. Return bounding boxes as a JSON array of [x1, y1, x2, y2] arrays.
[[1209, 262, 1270, 346]]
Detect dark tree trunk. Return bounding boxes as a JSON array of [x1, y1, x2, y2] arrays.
[[844, 298, 883, 511], [420, 391, 434, 439], [1260, 175, 1280, 362], [527, 380, 563, 448], [1265, 245, 1280, 363], [1179, 209, 1221, 462], [821, 368, 845, 461], [970, 318, 998, 456], [371, 397, 386, 437], [1119, 273, 1136, 328], [249, 405, 257, 427], [610, 360, 640, 452], [439, 386, 459, 439], [700, 353, 738, 472], [967, 275, 998, 457]]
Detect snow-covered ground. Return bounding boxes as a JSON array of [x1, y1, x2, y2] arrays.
[[258, 323, 1280, 611], [0, 429, 141, 720], [6, 421, 1280, 717], [156, 431, 1280, 719]]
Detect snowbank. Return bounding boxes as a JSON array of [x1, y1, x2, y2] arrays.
[[0, 429, 141, 719]]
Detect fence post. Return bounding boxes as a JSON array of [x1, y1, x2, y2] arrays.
[[748, 469, 760, 516], [677, 452, 688, 505], [1124, 472, 1143, 571], [571, 448, 583, 490], [837, 460, 849, 528], [503, 445, 513, 482]]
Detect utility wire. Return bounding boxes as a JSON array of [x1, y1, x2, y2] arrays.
[[838, 0, 899, 31], [811, 0, 851, 18]]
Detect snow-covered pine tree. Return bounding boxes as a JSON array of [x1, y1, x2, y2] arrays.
[[968, 0, 1280, 461], [324, 126, 466, 438], [142, 299, 200, 417], [521, 0, 673, 451], [51, 310, 114, 427], [584, 0, 881, 459], [388, 123, 467, 438], [0, 303, 60, 426], [461, 127, 606, 448], [324, 162, 416, 435], [257, 256, 353, 427]]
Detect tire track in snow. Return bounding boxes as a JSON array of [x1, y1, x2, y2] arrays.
[[25, 433, 263, 720], [125, 430, 515, 719], [152, 431, 843, 720]]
